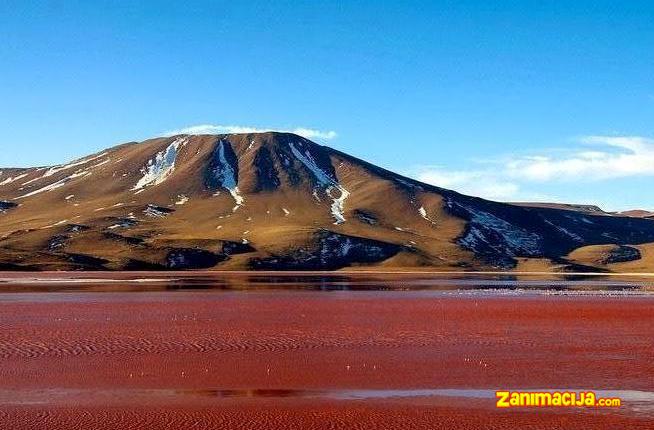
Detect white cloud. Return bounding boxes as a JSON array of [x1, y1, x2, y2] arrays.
[[412, 135, 654, 204], [416, 167, 550, 202], [164, 124, 337, 140], [505, 135, 654, 182], [416, 169, 516, 199]]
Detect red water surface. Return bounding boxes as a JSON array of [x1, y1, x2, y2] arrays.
[[0, 289, 653, 429]]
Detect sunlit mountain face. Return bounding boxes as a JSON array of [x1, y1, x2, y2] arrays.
[[1, 132, 653, 272]]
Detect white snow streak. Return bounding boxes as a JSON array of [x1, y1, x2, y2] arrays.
[[328, 187, 350, 224], [132, 137, 186, 191], [0, 173, 28, 186], [41, 219, 69, 229], [175, 195, 189, 205], [418, 206, 435, 224], [108, 218, 137, 229], [43, 152, 108, 179], [90, 159, 111, 169], [211, 141, 244, 210], [16, 171, 91, 199], [288, 142, 332, 183], [288, 142, 350, 224], [544, 219, 583, 242]]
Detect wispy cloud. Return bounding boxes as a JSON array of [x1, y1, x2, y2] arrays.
[[164, 124, 338, 140], [504, 136, 654, 182], [413, 135, 654, 203], [415, 167, 555, 202], [416, 168, 521, 200]]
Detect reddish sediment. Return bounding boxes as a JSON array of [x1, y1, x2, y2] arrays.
[[0, 291, 653, 429]]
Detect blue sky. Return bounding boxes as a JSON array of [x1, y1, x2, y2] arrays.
[[1, 1, 653, 210]]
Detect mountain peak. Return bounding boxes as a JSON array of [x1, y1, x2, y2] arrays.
[[1, 134, 654, 272]]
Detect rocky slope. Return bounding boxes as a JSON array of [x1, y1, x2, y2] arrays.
[[1, 132, 654, 272]]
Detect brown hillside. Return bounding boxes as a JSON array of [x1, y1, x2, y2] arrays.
[[2, 132, 654, 272]]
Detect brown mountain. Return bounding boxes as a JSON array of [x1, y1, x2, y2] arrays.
[[616, 209, 654, 219], [1, 132, 654, 272]]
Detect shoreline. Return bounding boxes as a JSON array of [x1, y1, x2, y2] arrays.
[[3, 269, 654, 277]]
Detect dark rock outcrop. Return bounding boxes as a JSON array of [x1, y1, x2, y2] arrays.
[[66, 253, 109, 270], [254, 147, 281, 192], [221, 241, 256, 255], [144, 205, 175, 218], [602, 245, 641, 264], [251, 231, 402, 270], [0, 201, 17, 213], [354, 209, 378, 225], [103, 232, 145, 246], [166, 248, 226, 269]]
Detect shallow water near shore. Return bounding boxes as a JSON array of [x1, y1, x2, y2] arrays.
[[2, 272, 654, 294]]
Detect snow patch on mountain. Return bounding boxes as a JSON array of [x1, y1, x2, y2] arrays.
[[144, 204, 175, 218], [328, 187, 350, 225], [132, 137, 186, 191], [210, 140, 244, 210], [16, 171, 91, 199], [418, 206, 435, 224], [0, 173, 29, 186], [288, 142, 350, 224], [43, 152, 108, 179], [445, 198, 543, 265], [108, 218, 138, 230], [544, 219, 584, 242], [463, 209, 541, 255], [90, 159, 111, 169], [41, 219, 69, 229]]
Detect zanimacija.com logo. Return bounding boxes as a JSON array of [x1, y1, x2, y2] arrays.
[[496, 391, 621, 408]]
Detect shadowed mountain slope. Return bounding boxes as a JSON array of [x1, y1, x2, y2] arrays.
[[1, 132, 654, 272]]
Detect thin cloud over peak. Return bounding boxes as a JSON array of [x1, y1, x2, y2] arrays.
[[164, 124, 338, 140]]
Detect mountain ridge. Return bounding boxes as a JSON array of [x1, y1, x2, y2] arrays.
[[2, 132, 654, 272]]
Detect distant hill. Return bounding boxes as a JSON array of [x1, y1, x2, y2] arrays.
[[1, 132, 654, 272], [511, 202, 608, 215], [616, 209, 654, 219]]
